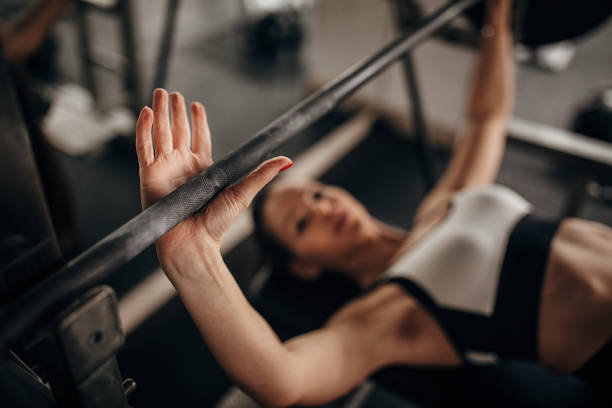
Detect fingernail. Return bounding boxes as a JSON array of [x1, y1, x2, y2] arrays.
[[154, 88, 166, 101], [279, 162, 294, 173]]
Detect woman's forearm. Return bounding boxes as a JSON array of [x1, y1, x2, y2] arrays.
[[466, 0, 513, 124], [416, 1, 514, 193], [159, 244, 299, 407], [136, 89, 302, 406]]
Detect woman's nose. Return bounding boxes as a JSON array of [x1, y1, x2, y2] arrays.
[[313, 198, 333, 216]]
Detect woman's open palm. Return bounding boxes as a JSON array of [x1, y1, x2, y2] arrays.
[[136, 89, 291, 258]]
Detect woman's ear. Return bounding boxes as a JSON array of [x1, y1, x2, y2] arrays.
[[289, 260, 323, 281]]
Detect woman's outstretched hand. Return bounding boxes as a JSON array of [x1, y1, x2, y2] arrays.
[[136, 89, 291, 260]]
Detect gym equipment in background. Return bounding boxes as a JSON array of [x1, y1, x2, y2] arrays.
[[464, 0, 612, 46], [3, 0, 612, 405]]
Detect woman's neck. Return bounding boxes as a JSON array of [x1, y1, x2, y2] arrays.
[[345, 221, 408, 288]]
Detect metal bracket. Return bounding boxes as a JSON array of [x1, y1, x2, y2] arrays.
[[31, 286, 134, 407]]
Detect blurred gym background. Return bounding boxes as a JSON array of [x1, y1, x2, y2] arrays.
[[2, 0, 612, 406]]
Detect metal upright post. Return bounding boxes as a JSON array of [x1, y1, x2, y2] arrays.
[[151, 0, 180, 92], [117, 0, 142, 116], [393, 0, 439, 191], [402, 52, 438, 191], [76, 0, 99, 107]]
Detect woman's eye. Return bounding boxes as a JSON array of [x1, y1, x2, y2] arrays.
[[313, 191, 322, 201], [296, 217, 309, 234]]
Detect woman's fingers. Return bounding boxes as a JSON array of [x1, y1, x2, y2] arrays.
[[227, 157, 293, 212], [135, 106, 154, 167], [152, 88, 173, 155], [170, 92, 190, 150], [191, 102, 212, 161]]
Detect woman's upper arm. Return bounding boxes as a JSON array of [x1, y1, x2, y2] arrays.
[[442, 119, 507, 190], [413, 0, 513, 223], [280, 291, 415, 405], [414, 119, 506, 222], [281, 322, 384, 405], [276, 287, 460, 406]]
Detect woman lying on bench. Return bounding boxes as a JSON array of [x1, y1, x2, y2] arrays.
[[135, 0, 611, 405]]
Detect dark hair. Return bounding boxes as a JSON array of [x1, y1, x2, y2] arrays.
[[251, 183, 295, 273], [251, 182, 362, 305]]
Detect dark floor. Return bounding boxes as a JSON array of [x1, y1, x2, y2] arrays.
[[9, 0, 612, 407]]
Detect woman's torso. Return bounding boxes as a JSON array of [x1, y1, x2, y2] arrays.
[[337, 184, 612, 376]]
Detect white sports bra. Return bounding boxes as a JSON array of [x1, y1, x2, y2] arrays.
[[383, 184, 531, 317]]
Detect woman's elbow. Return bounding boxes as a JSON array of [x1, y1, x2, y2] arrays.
[[260, 394, 299, 408], [246, 385, 301, 408], [238, 371, 303, 407]]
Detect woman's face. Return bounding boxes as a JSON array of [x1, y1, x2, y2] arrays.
[[262, 180, 376, 270]]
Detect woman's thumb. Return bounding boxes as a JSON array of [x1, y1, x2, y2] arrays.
[[228, 156, 293, 210]]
